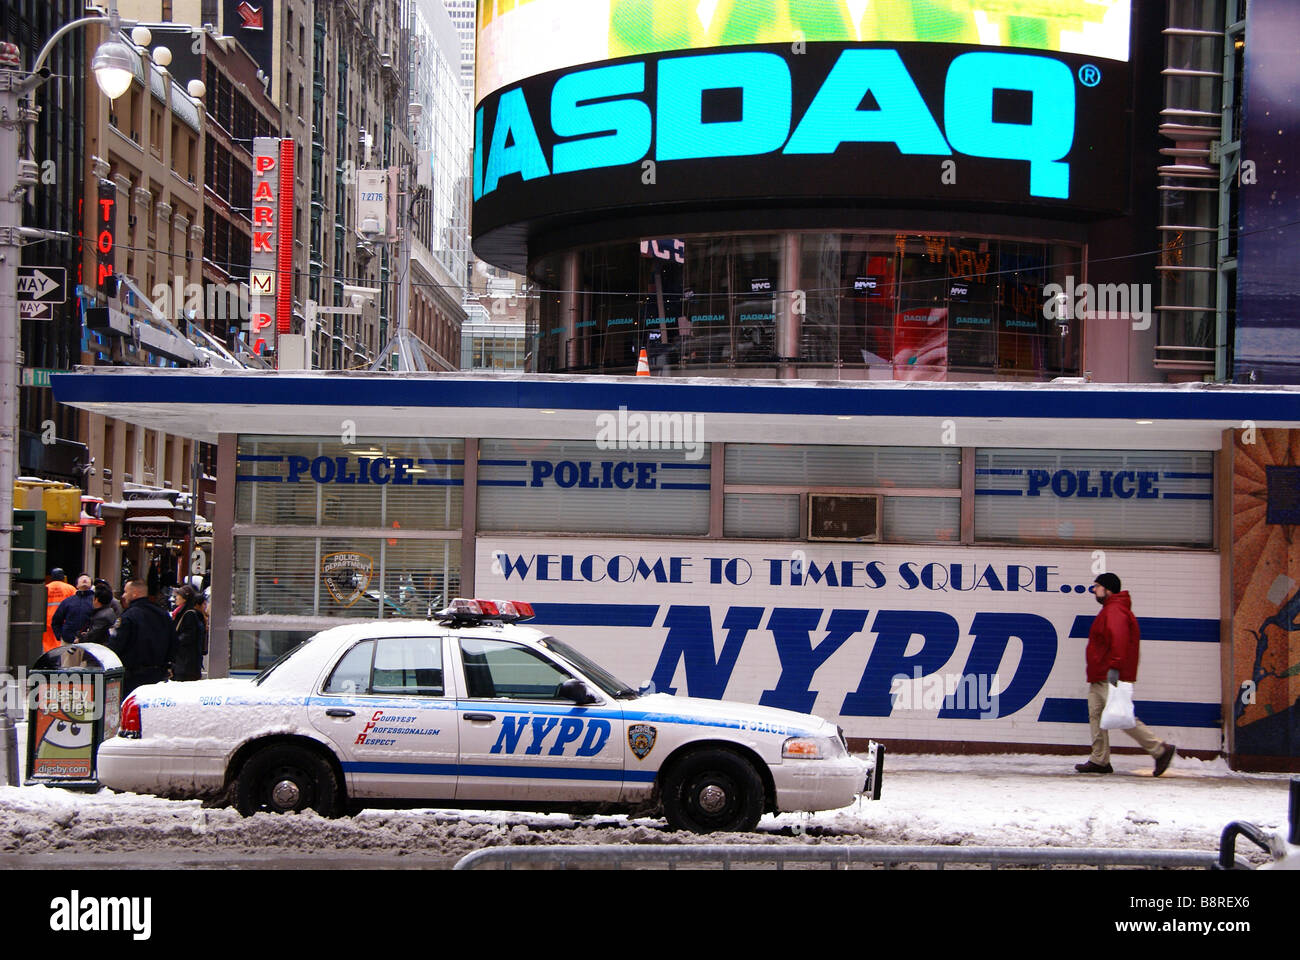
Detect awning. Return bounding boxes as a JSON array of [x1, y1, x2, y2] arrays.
[[49, 368, 1300, 450]]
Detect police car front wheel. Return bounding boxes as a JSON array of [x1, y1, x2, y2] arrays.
[[234, 744, 343, 818], [662, 749, 764, 834]]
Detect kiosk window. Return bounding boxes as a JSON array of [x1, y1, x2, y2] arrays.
[[478, 439, 709, 535], [974, 448, 1213, 547]]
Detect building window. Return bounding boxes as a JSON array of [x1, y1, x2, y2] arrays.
[[235, 435, 465, 528], [477, 439, 710, 536], [723, 444, 961, 542], [973, 448, 1213, 547], [233, 535, 460, 620]]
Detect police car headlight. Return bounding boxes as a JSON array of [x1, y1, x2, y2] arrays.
[[783, 735, 843, 760]]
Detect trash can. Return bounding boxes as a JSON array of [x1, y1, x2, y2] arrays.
[[25, 643, 125, 789]]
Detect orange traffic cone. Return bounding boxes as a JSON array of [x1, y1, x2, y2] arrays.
[[636, 348, 650, 376]]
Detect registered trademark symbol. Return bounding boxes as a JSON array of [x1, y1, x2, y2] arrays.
[[1078, 64, 1101, 87]]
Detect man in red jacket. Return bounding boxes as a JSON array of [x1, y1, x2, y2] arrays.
[[1075, 573, 1177, 776]]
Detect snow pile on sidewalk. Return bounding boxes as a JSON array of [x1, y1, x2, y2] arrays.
[[0, 752, 1291, 863]]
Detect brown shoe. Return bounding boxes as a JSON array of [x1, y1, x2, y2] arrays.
[[1153, 743, 1176, 777], [1074, 761, 1114, 774]]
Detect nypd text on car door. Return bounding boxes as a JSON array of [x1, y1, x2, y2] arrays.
[[454, 635, 626, 802]]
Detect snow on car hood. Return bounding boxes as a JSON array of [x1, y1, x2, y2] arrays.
[[627, 693, 835, 739]]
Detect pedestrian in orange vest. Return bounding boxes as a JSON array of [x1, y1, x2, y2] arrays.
[[44, 568, 76, 652]]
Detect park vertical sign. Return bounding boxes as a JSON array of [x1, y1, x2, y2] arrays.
[[250, 137, 295, 355]]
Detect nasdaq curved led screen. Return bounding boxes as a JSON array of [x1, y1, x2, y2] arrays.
[[476, 0, 1132, 103], [471, 1, 1134, 268]]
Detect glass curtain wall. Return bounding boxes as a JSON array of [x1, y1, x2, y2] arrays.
[[532, 231, 1080, 378]]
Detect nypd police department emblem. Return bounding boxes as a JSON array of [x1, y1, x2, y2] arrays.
[[628, 724, 657, 760], [321, 552, 374, 607]]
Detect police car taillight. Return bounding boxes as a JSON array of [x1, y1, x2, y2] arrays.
[[119, 694, 141, 739]]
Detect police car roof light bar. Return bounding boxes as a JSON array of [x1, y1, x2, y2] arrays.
[[490, 600, 535, 622], [435, 597, 535, 625], [436, 598, 483, 623]]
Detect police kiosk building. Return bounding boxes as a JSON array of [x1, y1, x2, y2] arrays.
[[52, 371, 1300, 771]]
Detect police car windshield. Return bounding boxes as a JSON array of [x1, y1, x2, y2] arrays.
[[253, 640, 310, 685], [538, 637, 636, 699]]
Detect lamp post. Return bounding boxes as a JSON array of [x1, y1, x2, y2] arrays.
[[0, 0, 163, 785]]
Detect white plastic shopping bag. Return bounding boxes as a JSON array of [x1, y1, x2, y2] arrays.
[[1100, 681, 1137, 730]]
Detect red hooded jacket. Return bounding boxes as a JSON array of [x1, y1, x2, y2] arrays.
[[1086, 591, 1140, 683]]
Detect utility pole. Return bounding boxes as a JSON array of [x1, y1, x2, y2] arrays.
[[0, 44, 38, 785], [0, 1, 155, 784]]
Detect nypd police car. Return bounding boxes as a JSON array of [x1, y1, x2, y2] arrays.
[[97, 600, 881, 832]]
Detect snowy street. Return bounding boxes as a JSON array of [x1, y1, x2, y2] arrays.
[[2, 752, 1292, 869]]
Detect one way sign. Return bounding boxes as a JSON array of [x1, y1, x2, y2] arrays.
[[17, 266, 67, 303]]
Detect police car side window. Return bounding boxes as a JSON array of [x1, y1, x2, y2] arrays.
[[371, 636, 445, 697], [459, 638, 572, 700], [323, 640, 375, 695]]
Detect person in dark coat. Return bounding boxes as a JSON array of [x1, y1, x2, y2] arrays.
[[51, 575, 95, 644], [106, 579, 178, 695], [170, 583, 207, 681], [93, 578, 123, 617], [78, 583, 119, 647]]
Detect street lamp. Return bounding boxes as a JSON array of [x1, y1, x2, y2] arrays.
[[0, 0, 175, 786], [18, 1, 140, 99], [89, 34, 135, 101]]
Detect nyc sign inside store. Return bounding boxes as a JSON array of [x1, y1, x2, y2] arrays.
[[478, 539, 1221, 751]]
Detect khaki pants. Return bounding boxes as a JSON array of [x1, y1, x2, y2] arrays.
[[1087, 682, 1164, 764]]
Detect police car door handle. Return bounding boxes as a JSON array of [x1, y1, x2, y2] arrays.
[[463, 712, 496, 722], [325, 709, 356, 718]]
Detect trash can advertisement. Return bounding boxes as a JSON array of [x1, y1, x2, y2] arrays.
[[29, 677, 102, 779], [25, 643, 126, 785]]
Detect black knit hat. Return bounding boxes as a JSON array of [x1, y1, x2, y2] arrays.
[[1094, 572, 1122, 593]]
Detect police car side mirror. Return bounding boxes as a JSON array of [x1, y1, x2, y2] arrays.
[[558, 678, 598, 705]]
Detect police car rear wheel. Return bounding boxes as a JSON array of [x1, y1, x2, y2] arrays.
[[663, 749, 763, 834], [234, 745, 342, 818]]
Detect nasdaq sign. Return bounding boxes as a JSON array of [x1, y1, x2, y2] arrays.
[[477, 49, 1074, 200], [472, 42, 1129, 261]]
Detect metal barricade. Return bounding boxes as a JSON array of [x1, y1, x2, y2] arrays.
[[454, 843, 1243, 871]]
